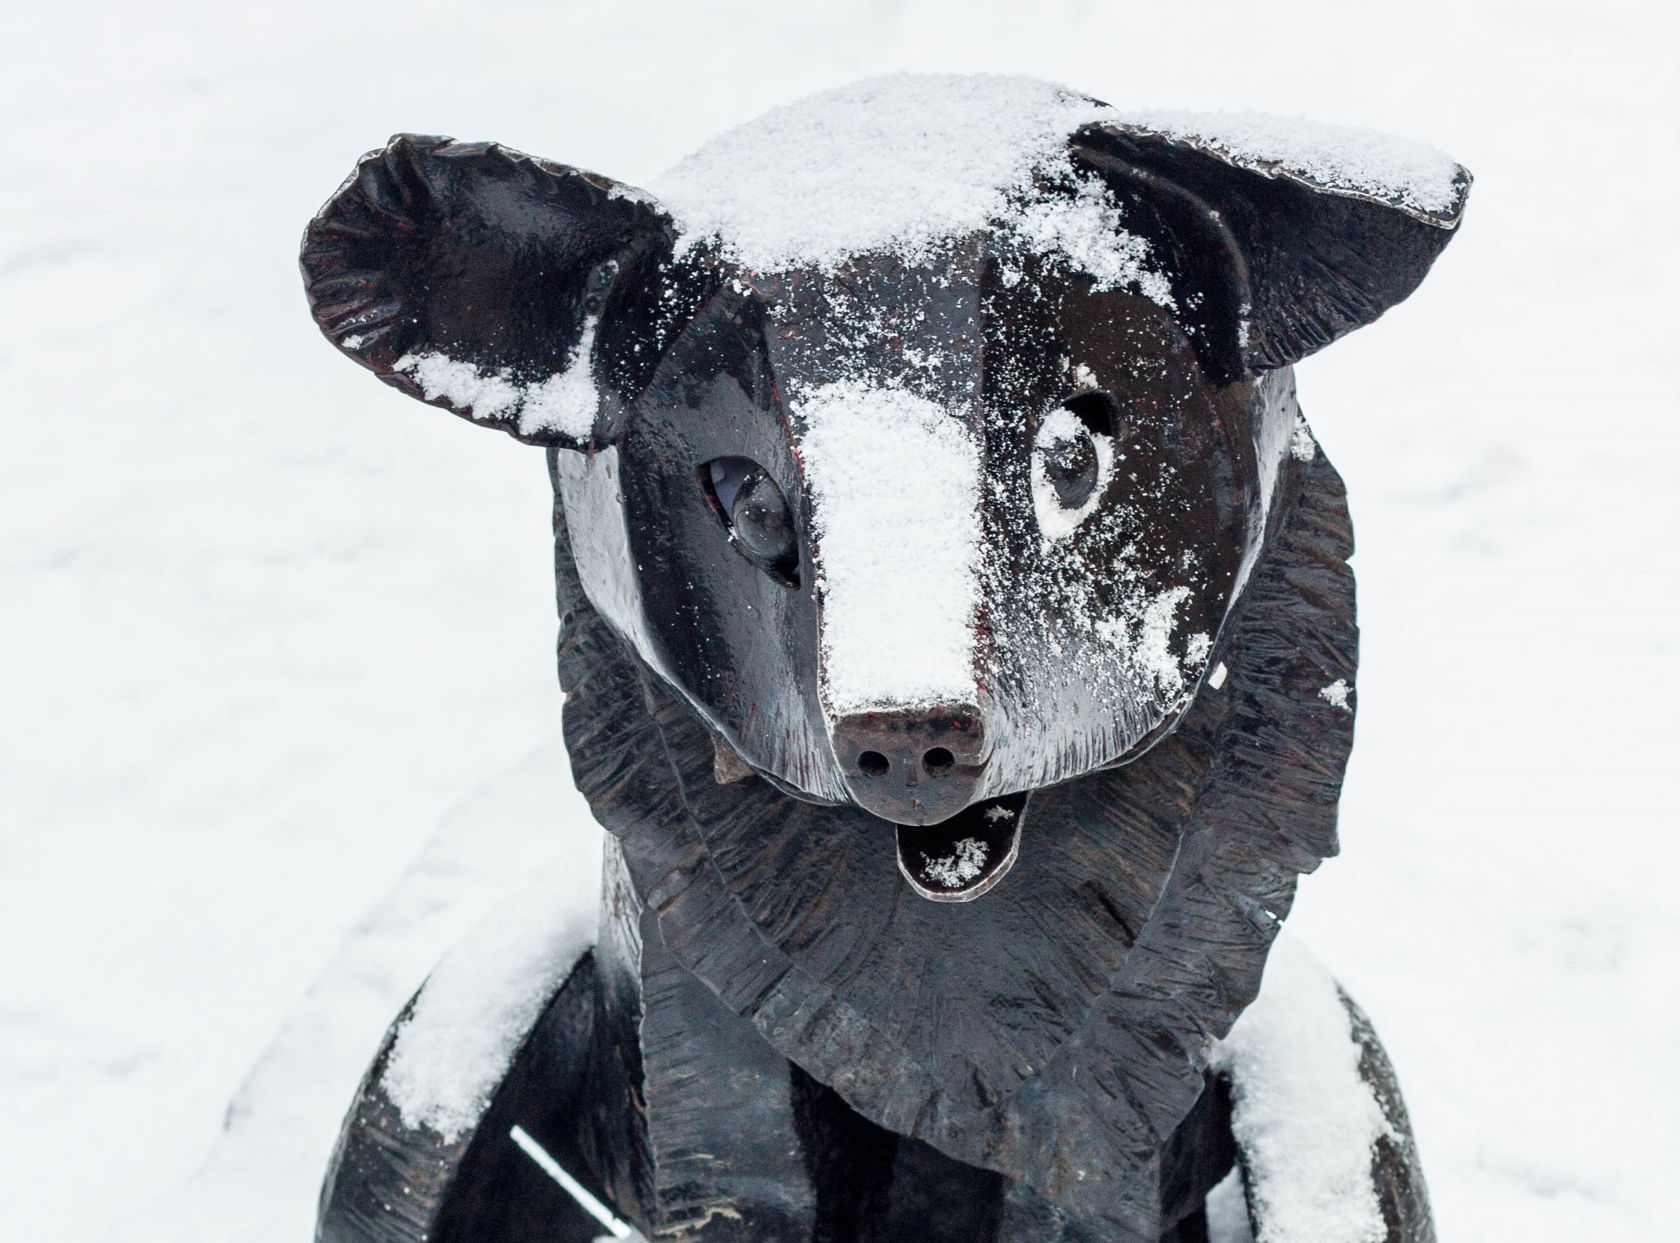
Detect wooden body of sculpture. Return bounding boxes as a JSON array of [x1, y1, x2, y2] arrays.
[[299, 76, 1468, 1243]]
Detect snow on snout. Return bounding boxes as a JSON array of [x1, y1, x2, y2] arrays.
[[796, 381, 982, 716]]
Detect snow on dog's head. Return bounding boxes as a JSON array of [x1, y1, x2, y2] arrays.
[[303, 73, 1468, 843]]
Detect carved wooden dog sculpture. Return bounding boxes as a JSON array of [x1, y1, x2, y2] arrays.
[[301, 76, 1468, 1242]]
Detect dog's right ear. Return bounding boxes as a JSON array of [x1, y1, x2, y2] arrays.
[[1073, 118, 1470, 381], [301, 134, 672, 448]]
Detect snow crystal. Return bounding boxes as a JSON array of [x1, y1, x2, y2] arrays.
[[382, 871, 594, 1142], [1320, 679, 1352, 711], [924, 837, 988, 887], [394, 318, 600, 442], [1211, 935, 1391, 1243], [1031, 403, 1116, 541], [797, 380, 982, 715], [651, 74, 1170, 303], [1118, 109, 1464, 218], [983, 804, 1016, 823]]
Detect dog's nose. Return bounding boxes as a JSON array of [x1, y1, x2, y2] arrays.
[[832, 705, 987, 825]]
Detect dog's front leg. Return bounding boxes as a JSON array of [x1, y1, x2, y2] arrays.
[[586, 844, 821, 1242]]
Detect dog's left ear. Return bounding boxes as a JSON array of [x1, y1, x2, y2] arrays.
[[301, 134, 673, 448], [1073, 118, 1471, 379]]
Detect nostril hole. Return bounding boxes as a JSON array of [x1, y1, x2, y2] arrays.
[[922, 748, 955, 776], [858, 750, 890, 778]]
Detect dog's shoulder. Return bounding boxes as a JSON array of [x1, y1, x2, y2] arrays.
[[1214, 936, 1435, 1243]]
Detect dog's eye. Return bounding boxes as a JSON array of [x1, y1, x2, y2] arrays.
[[1033, 391, 1122, 536], [702, 456, 798, 581], [732, 469, 796, 564], [1041, 424, 1099, 509]]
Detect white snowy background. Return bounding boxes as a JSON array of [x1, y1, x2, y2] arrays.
[[3, 1, 1676, 1239]]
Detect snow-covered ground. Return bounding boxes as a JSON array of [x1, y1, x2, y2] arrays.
[[3, 2, 1675, 1238]]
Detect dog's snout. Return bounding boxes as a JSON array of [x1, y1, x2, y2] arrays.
[[833, 706, 987, 825]]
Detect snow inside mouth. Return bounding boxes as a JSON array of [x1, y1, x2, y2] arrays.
[[895, 791, 1029, 902]]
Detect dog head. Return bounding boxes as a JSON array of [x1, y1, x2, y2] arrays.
[[302, 76, 1467, 896]]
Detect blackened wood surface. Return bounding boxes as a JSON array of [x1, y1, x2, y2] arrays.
[[551, 401, 1359, 1235], [790, 1062, 1014, 1243]]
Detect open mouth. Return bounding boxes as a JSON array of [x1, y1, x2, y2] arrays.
[[895, 791, 1029, 902]]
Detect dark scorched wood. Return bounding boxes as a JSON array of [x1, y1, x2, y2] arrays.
[[300, 91, 1468, 1242]]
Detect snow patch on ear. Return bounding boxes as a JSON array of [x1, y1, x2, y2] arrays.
[[797, 380, 982, 715], [1211, 935, 1392, 1243], [394, 318, 601, 442], [519, 320, 602, 439], [1118, 109, 1466, 219], [381, 871, 594, 1142], [397, 353, 523, 421]]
